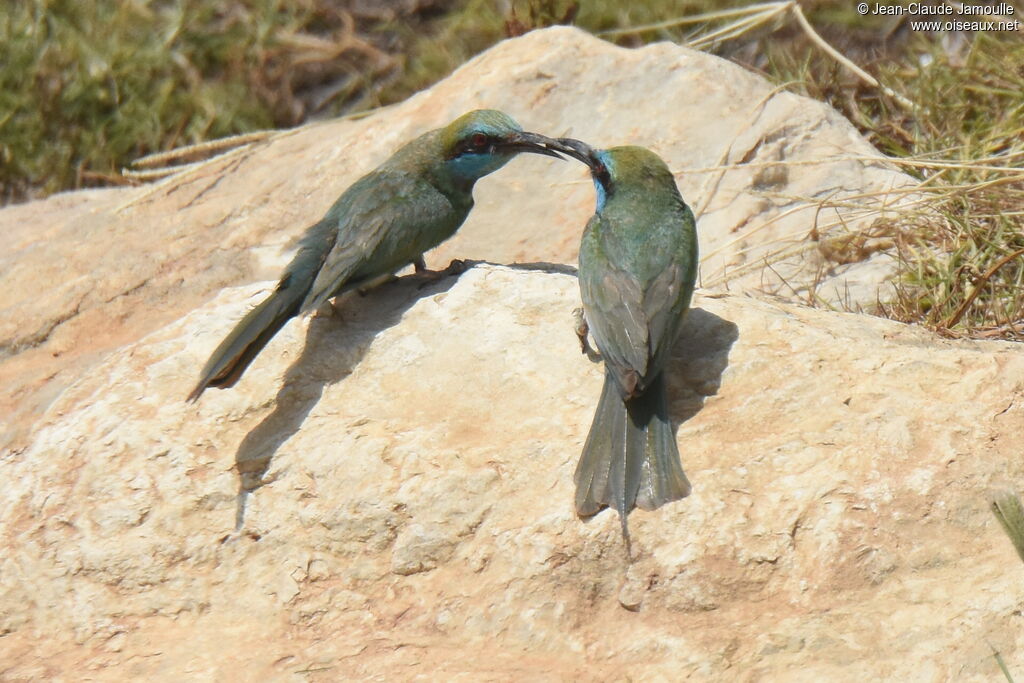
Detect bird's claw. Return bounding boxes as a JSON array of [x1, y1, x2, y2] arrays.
[[572, 307, 588, 353], [442, 258, 468, 276], [573, 307, 600, 359], [416, 258, 468, 289]]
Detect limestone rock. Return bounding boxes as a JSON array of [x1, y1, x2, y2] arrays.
[[0, 26, 914, 454], [2, 263, 1024, 680], [0, 23, 999, 680]]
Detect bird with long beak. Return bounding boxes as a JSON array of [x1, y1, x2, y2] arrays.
[[553, 138, 699, 551], [188, 110, 563, 402]]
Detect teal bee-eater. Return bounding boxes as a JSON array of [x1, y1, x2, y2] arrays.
[[555, 140, 699, 547], [188, 110, 562, 402]]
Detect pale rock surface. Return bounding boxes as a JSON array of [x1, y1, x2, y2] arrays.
[[2, 263, 1024, 680], [0, 27, 915, 454]]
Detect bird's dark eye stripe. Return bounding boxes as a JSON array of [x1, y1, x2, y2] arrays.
[[455, 134, 492, 156]]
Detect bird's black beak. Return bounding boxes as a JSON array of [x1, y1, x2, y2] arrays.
[[547, 137, 599, 170], [497, 131, 566, 159]]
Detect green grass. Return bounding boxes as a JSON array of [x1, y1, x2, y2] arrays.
[[0, 0, 394, 202], [2, 0, 1023, 337]]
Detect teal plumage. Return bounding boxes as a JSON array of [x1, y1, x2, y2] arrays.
[[560, 143, 699, 546]]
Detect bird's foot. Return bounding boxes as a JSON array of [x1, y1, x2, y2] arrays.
[[442, 258, 468, 276], [416, 258, 468, 289], [572, 307, 601, 360], [572, 307, 589, 352]]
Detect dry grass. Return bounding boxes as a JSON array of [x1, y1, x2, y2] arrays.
[[864, 32, 1024, 338]]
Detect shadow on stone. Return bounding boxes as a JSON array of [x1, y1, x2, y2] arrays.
[[232, 268, 463, 529], [666, 306, 740, 426], [459, 259, 579, 277], [504, 261, 579, 277]]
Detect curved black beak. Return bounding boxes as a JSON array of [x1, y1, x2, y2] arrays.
[[497, 131, 566, 159], [548, 137, 599, 170]]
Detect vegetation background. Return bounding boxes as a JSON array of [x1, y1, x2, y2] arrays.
[[1, 0, 1022, 336]]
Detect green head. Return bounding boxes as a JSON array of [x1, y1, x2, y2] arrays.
[[550, 140, 677, 211], [439, 109, 563, 182]]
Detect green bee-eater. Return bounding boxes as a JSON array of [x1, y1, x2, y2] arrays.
[[188, 110, 562, 402], [555, 140, 699, 547]]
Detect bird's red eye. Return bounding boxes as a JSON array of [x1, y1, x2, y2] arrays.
[[594, 163, 606, 176], [471, 133, 487, 148]]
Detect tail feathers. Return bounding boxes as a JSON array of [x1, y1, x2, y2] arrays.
[[188, 217, 340, 403], [187, 282, 305, 402], [574, 371, 691, 544]]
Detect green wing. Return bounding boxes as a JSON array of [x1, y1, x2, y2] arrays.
[[579, 201, 697, 397], [300, 169, 464, 312], [579, 216, 649, 395]]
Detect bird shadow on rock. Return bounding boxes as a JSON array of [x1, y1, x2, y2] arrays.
[[455, 258, 579, 277], [665, 306, 740, 426], [231, 268, 464, 530]]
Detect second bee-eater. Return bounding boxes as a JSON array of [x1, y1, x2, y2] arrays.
[[188, 110, 562, 402], [555, 140, 699, 548]]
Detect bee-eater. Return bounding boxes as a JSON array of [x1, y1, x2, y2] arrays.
[[188, 110, 562, 402], [554, 140, 699, 548]]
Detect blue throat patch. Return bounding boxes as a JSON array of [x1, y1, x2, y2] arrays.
[[593, 178, 607, 212], [592, 150, 613, 212], [447, 151, 513, 182]]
